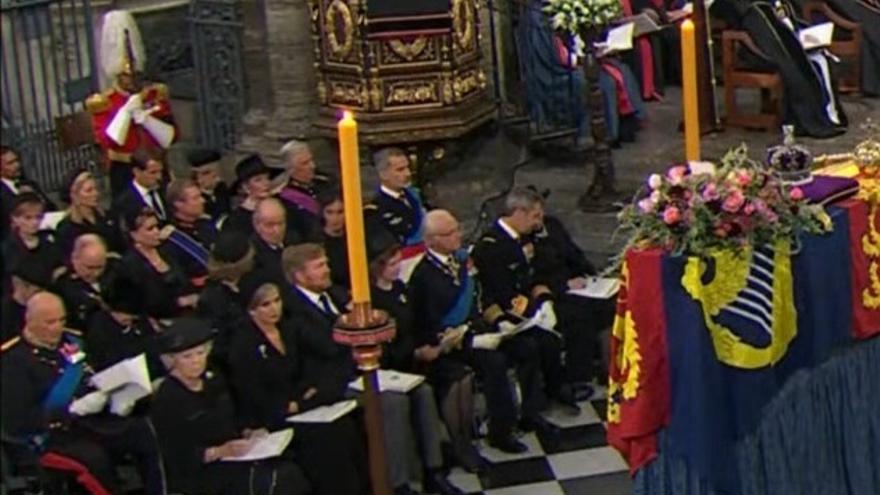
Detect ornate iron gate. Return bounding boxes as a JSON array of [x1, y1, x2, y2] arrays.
[[189, 0, 245, 151], [1, 0, 99, 192]]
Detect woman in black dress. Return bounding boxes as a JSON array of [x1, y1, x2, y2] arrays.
[[222, 154, 274, 236], [2, 192, 64, 283], [120, 208, 198, 319], [368, 240, 485, 474], [56, 167, 126, 255], [197, 229, 254, 369], [228, 278, 366, 495], [151, 317, 310, 495], [317, 189, 350, 287]]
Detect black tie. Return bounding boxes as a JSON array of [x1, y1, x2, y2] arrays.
[[318, 293, 336, 316], [149, 190, 165, 219]]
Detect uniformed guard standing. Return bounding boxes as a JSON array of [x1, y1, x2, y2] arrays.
[[85, 10, 177, 199], [1, 292, 166, 494]]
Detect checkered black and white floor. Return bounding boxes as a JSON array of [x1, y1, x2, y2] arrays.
[[447, 398, 632, 495]]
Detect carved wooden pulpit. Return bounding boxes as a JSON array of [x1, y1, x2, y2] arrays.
[[309, 0, 495, 155]]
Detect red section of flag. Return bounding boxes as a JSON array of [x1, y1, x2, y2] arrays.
[[606, 248, 670, 473], [40, 451, 111, 495], [843, 199, 880, 339]]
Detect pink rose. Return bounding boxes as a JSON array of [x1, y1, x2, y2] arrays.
[[735, 170, 753, 187], [743, 202, 756, 215], [702, 183, 719, 202], [789, 187, 804, 201], [662, 206, 682, 225], [638, 197, 655, 213], [722, 189, 745, 213], [667, 165, 688, 185]]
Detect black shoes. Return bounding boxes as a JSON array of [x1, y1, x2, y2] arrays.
[[423, 470, 465, 495], [519, 415, 555, 435], [454, 443, 489, 473], [487, 433, 528, 453]]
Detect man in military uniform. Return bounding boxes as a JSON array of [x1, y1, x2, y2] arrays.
[[471, 188, 578, 414], [86, 10, 177, 199], [276, 140, 333, 242], [53, 234, 117, 331], [366, 148, 427, 281], [187, 148, 231, 223], [409, 209, 544, 454], [1, 292, 166, 494], [163, 178, 218, 288]]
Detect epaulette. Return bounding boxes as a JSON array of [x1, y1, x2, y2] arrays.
[[1, 336, 21, 353], [63, 328, 83, 337], [85, 92, 110, 114], [479, 236, 496, 243], [148, 82, 170, 100]]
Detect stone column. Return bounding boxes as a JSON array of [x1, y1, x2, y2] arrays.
[[239, 0, 319, 160]]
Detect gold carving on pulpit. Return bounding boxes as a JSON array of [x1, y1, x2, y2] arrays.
[[369, 80, 383, 110], [452, 69, 486, 100], [329, 81, 365, 106], [325, 0, 355, 60], [389, 37, 428, 62], [386, 81, 438, 106], [452, 0, 474, 49]]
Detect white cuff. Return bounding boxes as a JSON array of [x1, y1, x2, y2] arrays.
[[105, 108, 132, 146], [141, 115, 175, 148]]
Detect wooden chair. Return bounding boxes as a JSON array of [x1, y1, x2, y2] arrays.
[[721, 30, 784, 132], [802, 1, 862, 94]]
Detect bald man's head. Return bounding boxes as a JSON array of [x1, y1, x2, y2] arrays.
[[25, 292, 67, 346], [253, 198, 286, 246], [424, 209, 462, 254], [72, 234, 107, 283]]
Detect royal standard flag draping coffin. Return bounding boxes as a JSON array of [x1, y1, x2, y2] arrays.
[[606, 248, 670, 473], [844, 197, 880, 339], [662, 209, 853, 494]]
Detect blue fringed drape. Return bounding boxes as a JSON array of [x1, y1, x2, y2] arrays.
[[634, 336, 880, 495]]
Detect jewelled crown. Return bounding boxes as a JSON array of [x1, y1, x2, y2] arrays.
[[766, 125, 813, 185]]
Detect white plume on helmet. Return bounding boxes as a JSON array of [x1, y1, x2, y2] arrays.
[[99, 10, 146, 79]]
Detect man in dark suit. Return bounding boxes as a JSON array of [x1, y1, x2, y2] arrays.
[[163, 178, 218, 287], [113, 149, 168, 227], [281, 243, 460, 495], [251, 198, 298, 283], [409, 209, 546, 454], [186, 148, 231, 223], [471, 188, 578, 414], [1, 145, 57, 240]]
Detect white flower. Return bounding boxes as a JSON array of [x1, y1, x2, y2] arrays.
[[648, 174, 663, 190]]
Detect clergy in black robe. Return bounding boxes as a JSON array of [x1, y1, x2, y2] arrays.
[[711, 0, 847, 137], [798, 0, 880, 95], [151, 318, 310, 495]]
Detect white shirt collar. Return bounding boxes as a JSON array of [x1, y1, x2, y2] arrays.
[[380, 184, 404, 199], [296, 285, 339, 313], [132, 180, 153, 199], [497, 218, 519, 240], [427, 248, 452, 266], [2, 178, 18, 194]]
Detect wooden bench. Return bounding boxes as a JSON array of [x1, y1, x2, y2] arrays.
[[721, 30, 784, 132]]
